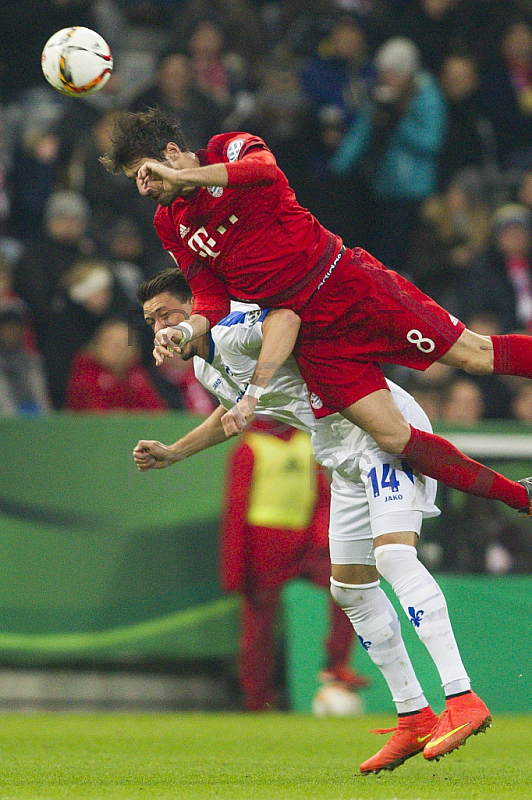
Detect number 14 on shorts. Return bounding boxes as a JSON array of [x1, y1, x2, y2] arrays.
[[368, 461, 415, 498]]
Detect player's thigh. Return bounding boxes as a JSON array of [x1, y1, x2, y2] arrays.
[[329, 471, 376, 569], [361, 446, 439, 539], [341, 388, 411, 454]]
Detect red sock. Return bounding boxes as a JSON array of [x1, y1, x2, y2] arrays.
[[492, 334, 532, 376], [403, 426, 528, 510]]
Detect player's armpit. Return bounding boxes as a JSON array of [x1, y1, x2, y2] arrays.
[[189, 266, 231, 326]]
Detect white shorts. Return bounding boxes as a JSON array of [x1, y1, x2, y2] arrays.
[[329, 450, 440, 566]]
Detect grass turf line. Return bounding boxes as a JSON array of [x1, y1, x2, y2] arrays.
[[0, 712, 529, 800]]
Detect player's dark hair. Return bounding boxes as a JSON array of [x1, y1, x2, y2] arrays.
[[100, 108, 190, 174], [137, 267, 193, 305]]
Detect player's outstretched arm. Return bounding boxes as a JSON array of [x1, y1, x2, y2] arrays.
[[221, 308, 301, 436], [133, 405, 227, 470], [137, 160, 230, 196]]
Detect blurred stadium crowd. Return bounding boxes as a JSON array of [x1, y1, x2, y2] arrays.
[[1, 0, 532, 572]]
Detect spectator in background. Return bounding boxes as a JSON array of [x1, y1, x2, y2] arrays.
[[482, 17, 532, 169], [405, 169, 491, 313], [466, 312, 514, 420], [65, 318, 166, 413], [188, 19, 247, 119], [516, 166, 532, 212], [9, 123, 60, 241], [129, 51, 223, 152], [51, 73, 120, 182], [403, 361, 454, 423], [0, 301, 50, 416], [13, 190, 96, 354], [393, 0, 488, 76], [300, 15, 375, 134], [250, 45, 316, 193], [438, 52, 492, 190], [299, 15, 376, 246], [436, 494, 532, 574], [173, 0, 267, 81], [106, 216, 158, 301], [331, 37, 447, 270], [42, 259, 128, 409], [511, 377, 532, 422], [220, 419, 365, 712], [440, 377, 485, 425], [462, 203, 532, 333], [72, 111, 161, 259]]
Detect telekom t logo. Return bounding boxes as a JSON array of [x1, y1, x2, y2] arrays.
[[187, 214, 239, 258]]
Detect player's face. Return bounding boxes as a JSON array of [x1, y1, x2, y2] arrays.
[[143, 291, 192, 334], [143, 291, 201, 361], [124, 146, 197, 206]]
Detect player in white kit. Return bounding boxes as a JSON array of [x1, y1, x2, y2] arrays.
[[133, 268, 491, 773]]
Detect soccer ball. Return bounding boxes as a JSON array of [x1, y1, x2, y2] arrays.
[[41, 27, 113, 97], [312, 683, 364, 717]]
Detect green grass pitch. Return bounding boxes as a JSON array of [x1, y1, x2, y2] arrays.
[[0, 712, 529, 800]]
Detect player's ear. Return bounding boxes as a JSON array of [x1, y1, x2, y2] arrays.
[[165, 142, 182, 162]]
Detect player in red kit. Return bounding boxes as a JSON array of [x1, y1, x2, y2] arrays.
[[102, 108, 532, 515], [220, 419, 365, 712]]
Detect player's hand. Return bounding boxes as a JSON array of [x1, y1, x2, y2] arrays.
[[133, 440, 175, 470], [153, 326, 185, 366], [136, 161, 188, 196], [221, 395, 258, 437]]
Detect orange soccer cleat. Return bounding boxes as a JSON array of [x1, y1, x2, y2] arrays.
[[518, 477, 532, 515], [360, 705, 438, 774], [423, 691, 491, 762]]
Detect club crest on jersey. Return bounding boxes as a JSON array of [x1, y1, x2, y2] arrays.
[[207, 185, 224, 198], [310, 392, 323, 410], [244, 309, 262, 327], [227, 138, 245, 162]]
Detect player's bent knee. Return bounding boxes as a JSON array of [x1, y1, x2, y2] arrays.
[[374, 542, 417, 583], [330, 577, 380, 610], [373, 427, 411, 456]]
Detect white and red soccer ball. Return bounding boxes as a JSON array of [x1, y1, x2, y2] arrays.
[[41, 27, 113, 97], [312, 683, 364, 717]]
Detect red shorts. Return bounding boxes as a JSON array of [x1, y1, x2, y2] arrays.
[[295, 247, 465, 417]]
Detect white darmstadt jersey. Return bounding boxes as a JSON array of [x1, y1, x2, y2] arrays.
[[193, 307, 439, 493], [193, 308, 317, 434]]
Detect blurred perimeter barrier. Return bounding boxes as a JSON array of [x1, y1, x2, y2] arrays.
[[0, 413, 238, 664], [284, 575, 532, 715], [0, 414, 530, 712]]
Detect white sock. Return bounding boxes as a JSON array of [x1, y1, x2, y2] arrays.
[[330, 578, 428, 714], [375, 544, 471, 696]]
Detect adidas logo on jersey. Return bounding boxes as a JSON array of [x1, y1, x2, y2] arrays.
[[179, 224, 190, 238]]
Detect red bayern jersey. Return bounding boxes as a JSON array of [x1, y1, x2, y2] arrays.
[[154, 132, 342, 323]]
